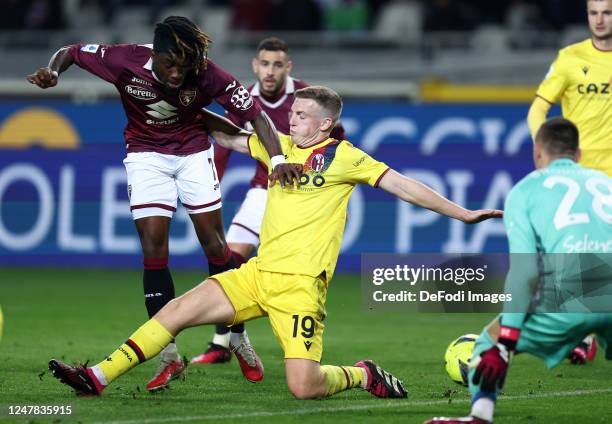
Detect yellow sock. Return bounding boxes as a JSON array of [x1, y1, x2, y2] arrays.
[[92, 319, 174, 385], [320, 365, 366, 397]]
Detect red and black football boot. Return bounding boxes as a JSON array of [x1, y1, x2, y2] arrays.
[[354, 359, 407, 398], [48, 359, 104, 396], [190, 342, 232, 365]]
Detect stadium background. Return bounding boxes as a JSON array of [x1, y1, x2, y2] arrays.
[[2, 2, 611, 424], [1, 0, 577, 269]]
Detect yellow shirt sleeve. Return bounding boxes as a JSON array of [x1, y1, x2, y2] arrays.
[[527, 96, 552, 140], [536, 52, 567, 104], [340, 142, 390, 187], [247, 133, 292, 169]]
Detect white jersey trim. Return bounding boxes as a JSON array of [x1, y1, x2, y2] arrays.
[[250, 77, 296, 109]]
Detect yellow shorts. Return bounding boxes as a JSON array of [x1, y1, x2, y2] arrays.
[[213, 258, 327, 362]]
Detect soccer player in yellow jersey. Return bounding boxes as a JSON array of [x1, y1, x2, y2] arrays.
[[528, 0, 612, 176], [48, 86, 502, 400]]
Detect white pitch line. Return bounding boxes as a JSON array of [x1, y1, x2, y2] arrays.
[[92, 388, 612, 424]]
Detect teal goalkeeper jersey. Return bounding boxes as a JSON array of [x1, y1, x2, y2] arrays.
[[502, 159, 612, 327]]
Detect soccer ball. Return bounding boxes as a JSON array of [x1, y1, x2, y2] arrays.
[[444, 333, 478, 386]]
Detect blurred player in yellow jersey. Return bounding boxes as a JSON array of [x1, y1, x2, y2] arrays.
[[48, 86, 502, 400], [528, 0, 612, 176]]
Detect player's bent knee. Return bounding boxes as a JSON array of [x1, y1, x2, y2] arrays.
[[286, 369, 324, 400], [287, 379, 319, 400], [154, 298, 187, 335]]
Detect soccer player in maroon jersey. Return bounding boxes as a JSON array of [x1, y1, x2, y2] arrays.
[[193, 37, 347, 365], [27, 16, 300, 391]]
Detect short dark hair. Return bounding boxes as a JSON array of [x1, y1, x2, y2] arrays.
[[535, 117, 579, 156], [295, 86, 343, 125], [257, 37, 289, 54], [153, 16, 212, 72]]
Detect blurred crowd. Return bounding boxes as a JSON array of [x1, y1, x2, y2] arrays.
[[1, 0, 587, 33]]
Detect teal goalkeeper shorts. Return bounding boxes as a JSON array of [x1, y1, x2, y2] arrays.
[[473, 313, 612, 369], [469, 313, 612, 397]]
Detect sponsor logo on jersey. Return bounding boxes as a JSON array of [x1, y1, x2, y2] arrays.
[[179, 89, 197, 106], [131, 76, 152, 87], [146, 117, 179, 126], [582, 66, 589, 75], [353, 154, 367, 167], [577, 82, 610, 95], [80, 44, 99, 53], [146, 100, 178, 119], [125, 85, 157, 100], [230, 86, 254, 111]]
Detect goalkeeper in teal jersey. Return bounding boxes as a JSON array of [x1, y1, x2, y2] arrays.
[[426, 117, 612, 424]]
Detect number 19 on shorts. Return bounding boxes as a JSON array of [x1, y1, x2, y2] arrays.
[[292, 315, 315, 339]]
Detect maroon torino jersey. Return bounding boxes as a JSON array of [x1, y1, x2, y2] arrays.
[[69, 43, 261, 155], [214, 77, 346, 188]]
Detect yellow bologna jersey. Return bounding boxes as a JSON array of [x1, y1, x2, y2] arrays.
[[247, 134, 389, 281], [536, 39, 612, 175]]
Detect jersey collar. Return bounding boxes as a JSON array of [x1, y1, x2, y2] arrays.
[[591, 39, 612, 53], [548, 158, 576, 168], [140, 45, 165, 84], [296, 137, 336, 150], [251, 77, 296, 109], [143, 56, 164, 84]]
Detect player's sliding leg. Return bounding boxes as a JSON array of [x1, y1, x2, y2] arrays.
[[270, 292, 405, 399], [133, 216, 187, 391], [49, 278, 236, 396], [192, 251, 245, 366], [189, 210, 264, 381], [284, 359, 406, 399], [196, 227, 257, 365]]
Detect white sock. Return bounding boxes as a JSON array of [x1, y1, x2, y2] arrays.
[[213, 332, 230, 348], [471, 397, 495, 422], [230, 330, 249, 348], [89, 365, 108, 386]]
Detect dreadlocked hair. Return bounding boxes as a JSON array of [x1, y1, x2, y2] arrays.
[[154, 16, 212, 73]]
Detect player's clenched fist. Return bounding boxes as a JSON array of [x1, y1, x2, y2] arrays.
[[26, 67, 59, 89], [269, 163, 303, 188]]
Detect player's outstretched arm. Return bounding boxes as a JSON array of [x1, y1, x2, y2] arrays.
[[250, 111, 301, 188], [200, 108, 251, 153], [200, 108, 247, 137], [378, 169, 503, 223], [26, 47, 74, 89]]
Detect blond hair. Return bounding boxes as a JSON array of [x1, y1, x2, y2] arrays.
[[295, 86, 343, 125]]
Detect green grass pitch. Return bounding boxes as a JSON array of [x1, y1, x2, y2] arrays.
[[1, 268, 610, 423]]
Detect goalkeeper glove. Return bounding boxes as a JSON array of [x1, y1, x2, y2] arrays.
[[472, 326, 520, 392]]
